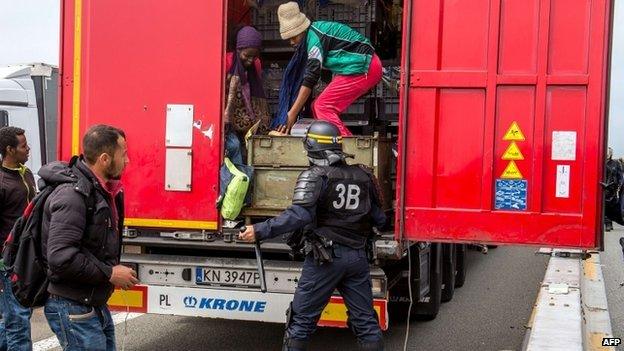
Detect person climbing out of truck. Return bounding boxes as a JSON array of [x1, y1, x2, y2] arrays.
[[224, 25, 287, 165], [221, 25, 287, 227], [275, 1, 383, 136], [239, 120, 386, 351]]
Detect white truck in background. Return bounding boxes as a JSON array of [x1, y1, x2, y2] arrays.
[[0, 63, 59, 175]]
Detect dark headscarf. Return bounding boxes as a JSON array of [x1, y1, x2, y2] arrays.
[[228, 26, 265, 120], [271, 31, 307, 129]]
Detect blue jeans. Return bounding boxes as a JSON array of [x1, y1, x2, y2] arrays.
[[44, 296, 115, 351], [0, 271, 32, 351]]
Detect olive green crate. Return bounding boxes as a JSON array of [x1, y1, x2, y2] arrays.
[[244, 134, 393, 215]]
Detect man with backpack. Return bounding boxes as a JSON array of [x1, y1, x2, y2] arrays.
[[0, 126, 36, 350], [37, 125, 138, 350]]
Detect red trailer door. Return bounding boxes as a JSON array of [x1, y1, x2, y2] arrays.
[[59, 0, 225, 230], [397, 0, 612, 248]]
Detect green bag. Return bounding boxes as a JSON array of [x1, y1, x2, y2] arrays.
[[219, 157, 250, 220]]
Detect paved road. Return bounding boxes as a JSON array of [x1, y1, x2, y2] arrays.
[[602, 224, 624, 350], [29, 245, 550, 351]]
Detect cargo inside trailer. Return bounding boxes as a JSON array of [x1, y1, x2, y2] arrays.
[[226, 0, 403, 223]]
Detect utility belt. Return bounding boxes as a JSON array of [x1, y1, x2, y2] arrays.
[[287, 229, 375, 265], [303, 232, 334, 265]]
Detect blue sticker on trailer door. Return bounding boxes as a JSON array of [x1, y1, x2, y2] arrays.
[[495, 179, 528, 211]]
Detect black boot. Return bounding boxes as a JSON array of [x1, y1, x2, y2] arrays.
[[606, 219, 614, 232], [358, 340, 384, 351], [282, 335, 308, 351]]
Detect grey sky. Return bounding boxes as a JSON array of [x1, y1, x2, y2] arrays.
[[0, 0, 622, 155], [0, 0, 60, 66]]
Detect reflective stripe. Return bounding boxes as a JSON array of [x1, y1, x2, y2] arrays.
[[124, 218, 218, 230], [306, 133, 343, 144], [306, 133, 342, 141], [72, 0, 83, 155]]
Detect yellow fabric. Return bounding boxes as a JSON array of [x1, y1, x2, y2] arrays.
[[220, 157, 250, 220]]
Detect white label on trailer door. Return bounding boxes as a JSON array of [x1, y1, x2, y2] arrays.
[[147, 285, 292, 323], [165, 104, 194, 147], [555, 165, 570, 198], [551, 131, 577, 161], [164, 148, 192, 192]]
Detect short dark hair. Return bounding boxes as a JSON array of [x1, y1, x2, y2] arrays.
[[0, 126, 25, 158], [82, 125, 126, 164]]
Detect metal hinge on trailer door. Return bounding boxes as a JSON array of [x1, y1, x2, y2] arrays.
[[123, 228, 138, 238]]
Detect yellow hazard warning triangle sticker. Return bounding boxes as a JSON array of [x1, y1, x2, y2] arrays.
[[502, 141, 524, 160], [501, 160, 523, 179], [503, 122, 525, 141]]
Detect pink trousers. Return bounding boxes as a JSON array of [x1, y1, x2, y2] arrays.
[[312, 54, 383, 136]]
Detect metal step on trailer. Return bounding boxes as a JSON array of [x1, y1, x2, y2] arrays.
[[523, 249, 616, 351]]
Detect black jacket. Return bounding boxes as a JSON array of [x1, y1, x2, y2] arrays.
[[0, 166, 36, 241], [40, 157, 124, 306], [254, 163, 386, 249]]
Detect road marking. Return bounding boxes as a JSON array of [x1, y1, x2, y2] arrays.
[[32, 312, 143, 351]]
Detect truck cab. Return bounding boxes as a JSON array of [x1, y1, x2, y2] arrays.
[[0, 63, 59, 174]]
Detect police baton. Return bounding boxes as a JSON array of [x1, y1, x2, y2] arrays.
[[241, 226, 267, 293]]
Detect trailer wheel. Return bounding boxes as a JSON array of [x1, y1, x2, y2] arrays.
[[388, 243, 442, 322], [413, 243, 442, 320], [440, 243, 456, 303], [455, 244, 467, 288], [388, 244, 420, 323]]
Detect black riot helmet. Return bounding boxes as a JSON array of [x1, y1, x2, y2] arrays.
[[303, 121, 343, 154]]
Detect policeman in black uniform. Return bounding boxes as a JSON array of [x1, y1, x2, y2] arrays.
[[239, 121, 386, 351]]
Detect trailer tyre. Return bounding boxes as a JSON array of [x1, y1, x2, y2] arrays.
[[454, 244, 467, 288], [388, 243, 442, 322], [440, 243, 456, 303], [413, 243, 442, 320]]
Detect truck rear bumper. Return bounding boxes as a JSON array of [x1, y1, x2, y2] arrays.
[[108, 284, 389, 330], [112, 253, 389, 329]]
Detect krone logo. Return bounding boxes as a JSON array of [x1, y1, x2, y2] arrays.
[[184, 296, 198, 308]]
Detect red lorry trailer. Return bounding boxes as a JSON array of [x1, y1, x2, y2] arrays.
[[57, 0, 612, 329]]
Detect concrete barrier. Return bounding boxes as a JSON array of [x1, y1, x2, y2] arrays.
[[523, 249, 615, 351]]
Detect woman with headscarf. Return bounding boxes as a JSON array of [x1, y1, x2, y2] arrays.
[[224, 26, 272, 164]]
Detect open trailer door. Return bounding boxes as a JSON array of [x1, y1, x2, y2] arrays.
[[59, 0, 225, 230], [396, 0, 613, 248]]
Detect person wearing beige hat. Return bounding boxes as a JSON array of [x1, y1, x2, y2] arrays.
[[270, 9, 384, 351], [277, 1, 383, 137]]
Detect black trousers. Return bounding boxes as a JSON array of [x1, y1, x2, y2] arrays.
[[285, 244, 382, 350]]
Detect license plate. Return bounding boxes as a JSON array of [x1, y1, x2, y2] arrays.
[[195, 267, 260, 287]]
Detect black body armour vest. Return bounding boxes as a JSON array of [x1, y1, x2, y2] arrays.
[[315, 164, 374, 249]]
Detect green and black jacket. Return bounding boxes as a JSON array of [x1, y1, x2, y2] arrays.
[[302, 21, 375, 89]]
